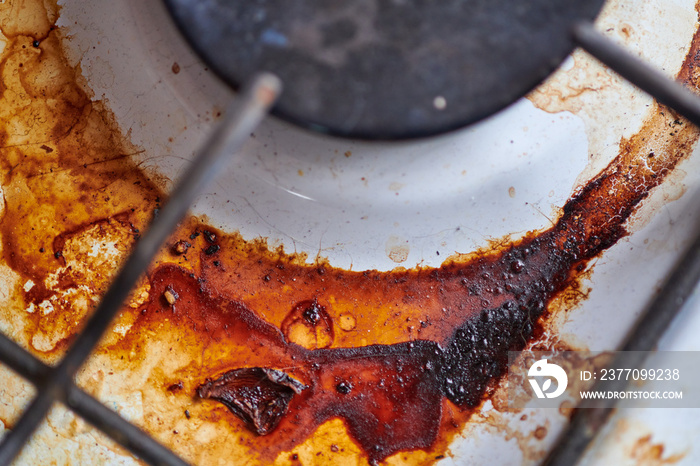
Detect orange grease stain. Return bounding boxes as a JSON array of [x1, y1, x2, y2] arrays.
[[2, 1, 700, 465]]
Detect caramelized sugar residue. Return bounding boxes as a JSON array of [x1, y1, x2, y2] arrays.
[[2, 1, 700, 465]]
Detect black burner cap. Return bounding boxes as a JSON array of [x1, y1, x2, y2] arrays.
[[164, 0, 605, 140]]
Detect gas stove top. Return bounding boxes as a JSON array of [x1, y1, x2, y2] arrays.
[[0, 0, 699, 465]]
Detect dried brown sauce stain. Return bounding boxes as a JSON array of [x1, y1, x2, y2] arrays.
[[2, 1, 700, 465], [630, 435, 686, 465]]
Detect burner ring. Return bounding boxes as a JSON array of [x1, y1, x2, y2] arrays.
[[164, 0, 605, 139]]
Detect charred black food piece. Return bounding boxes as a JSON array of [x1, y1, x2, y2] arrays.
[[197, 368, 306, 435]]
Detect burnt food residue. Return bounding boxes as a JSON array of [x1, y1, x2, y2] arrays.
[[2, 1, 700, 464]]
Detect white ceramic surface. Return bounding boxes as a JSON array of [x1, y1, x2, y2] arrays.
[[12, 0, 700, 463]]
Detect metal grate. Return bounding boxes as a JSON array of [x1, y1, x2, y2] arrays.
[[1, 19, 700, 466]]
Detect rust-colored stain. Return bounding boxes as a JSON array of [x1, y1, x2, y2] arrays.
[[631, 435, 686, 465], [2, 1, 700, 465]]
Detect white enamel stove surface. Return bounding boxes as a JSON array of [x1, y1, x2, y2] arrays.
[[32, 0, 700, 464]]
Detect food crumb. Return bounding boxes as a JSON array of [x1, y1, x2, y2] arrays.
[[172, 240, 191, 255], [167, 381, 183, 391], [202, 230, 217, 243], [164, 287, 179, 305]]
